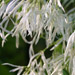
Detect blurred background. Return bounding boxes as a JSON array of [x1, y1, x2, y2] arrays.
[[0, 35, 29, 75]]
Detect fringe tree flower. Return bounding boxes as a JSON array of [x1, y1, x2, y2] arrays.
[[64, 31, 75, 74], [0, 0, 75, 75], [72, 56, 75, 75], [1, 0, 69, 47], [2, 63, 24, 75]]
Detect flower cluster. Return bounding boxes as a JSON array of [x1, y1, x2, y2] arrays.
[[0, 0, 75, 75]]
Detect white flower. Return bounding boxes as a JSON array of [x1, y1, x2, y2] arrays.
[[72, 56, 75, 75], [0, 0, 74, 75], [64, 31, 75, 74], [2, 63, 24, 75], [0, 0, 69, 47], [64, 31, 75, 61], [3, 0, 19, 18], [0, 1, 6, 18]]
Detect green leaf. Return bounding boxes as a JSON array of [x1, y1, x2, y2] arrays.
[[63, 69, 69, 75]]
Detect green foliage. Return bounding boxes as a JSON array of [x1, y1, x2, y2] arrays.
[[63, 69, 69, 75]]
